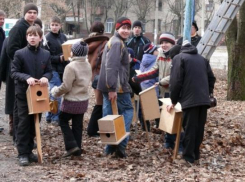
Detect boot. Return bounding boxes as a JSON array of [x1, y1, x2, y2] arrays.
[[9, 114, 13, 136]]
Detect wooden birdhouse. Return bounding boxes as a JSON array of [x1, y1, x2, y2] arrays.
[[139, 85, 161, 121], [159, 98, 182, 134], [98, 115, 130, 145], [62, 38, 83, 61], [26, 84, 50, 114]]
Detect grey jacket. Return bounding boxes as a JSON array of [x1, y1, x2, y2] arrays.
[[97, 32, 131, 93]]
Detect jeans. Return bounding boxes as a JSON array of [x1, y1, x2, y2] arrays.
[[46, 71, 62, 122], [102, 92, 133, 154]]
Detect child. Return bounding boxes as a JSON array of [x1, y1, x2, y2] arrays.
[[139, 43, 160, 130], [51, 41, 92, 157], [44, 16, 68, 125], [11, 25, 52, 166], [97, 17, 134, 158], [133, 32, 179, 149]]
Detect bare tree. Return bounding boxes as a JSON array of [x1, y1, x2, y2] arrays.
[[1, 0, 23, 18], [130, 0, 155, 23]]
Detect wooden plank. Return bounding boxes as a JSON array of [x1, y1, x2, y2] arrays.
[[34, 114, 42, 163], [111, 99, 118, 115], [173, 116, 183, 160]]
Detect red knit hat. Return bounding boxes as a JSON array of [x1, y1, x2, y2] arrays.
[[115, 17, 131, 30]]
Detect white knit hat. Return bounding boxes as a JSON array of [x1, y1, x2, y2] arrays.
[[71, 41, 88, 57]]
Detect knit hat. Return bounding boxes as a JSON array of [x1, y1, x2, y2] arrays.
[[115, 17, 131, 30], [34, 18, 42, 28], [23, 3, 38, 16], [127, 48, 135, 58], [133, 20, 142, 29], [159, 32, 176, 45], [192, 21, 198, 31], [169, 45, 181, 59], [182, 40, 191, 46], [143, 43, 158, 54], [90, 21, 104, 34], [72, 41, 88, 57]]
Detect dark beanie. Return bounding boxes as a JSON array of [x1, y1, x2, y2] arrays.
[[24, 3, 38, 16], [90, 21, 104, 34], [169, 45, 181, 59], [115, 17, 131, 30], [127, 48, 135, 58], [143, 43, 158, 54], [192, 21, 198, 31], [133, 20, 142, 29], [72, 41, 88, 57], [34, 18, 42, 28]]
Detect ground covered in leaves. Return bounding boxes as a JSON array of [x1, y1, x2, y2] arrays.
[[0, 69, 245, 182]]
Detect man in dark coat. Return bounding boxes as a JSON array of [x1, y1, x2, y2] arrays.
[[167, 40, 216, 164], [126, 20, 151, 61], [0, 9, 6, 133], [6, 3, 38, 140], [177, 21, 202, 47]]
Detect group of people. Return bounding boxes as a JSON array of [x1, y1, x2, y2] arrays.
[[0, 2, 216, 167]]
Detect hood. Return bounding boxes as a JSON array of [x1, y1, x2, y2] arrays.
[[181, 44, 198, 54], [141, 54, 157, 68], [70, 56, 87, 62]]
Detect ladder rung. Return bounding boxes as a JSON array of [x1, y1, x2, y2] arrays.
[[214, 30, 224, 33], [231, 2, 241, 7], [222, 16, 232, 20]]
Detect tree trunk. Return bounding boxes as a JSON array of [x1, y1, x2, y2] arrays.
[[226, 3, 245, 100]]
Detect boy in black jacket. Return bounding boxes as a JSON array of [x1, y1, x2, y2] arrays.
[[44, 16, 68, 125], [167, 41, 215, 164], [11, 25, 52, 166]]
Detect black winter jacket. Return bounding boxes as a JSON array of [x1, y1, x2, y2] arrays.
[[170, 44, 216, 110], [126, 34, 150, 61], [0, 37, 9, 83], [44, 31, 68, 74], [0, 27, 5, 55], [11, 45, 53, 95], [7, 18, 30, 60], [177, 34, 202, 47]]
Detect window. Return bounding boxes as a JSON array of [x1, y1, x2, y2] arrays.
[[94, 17, 101, 22], [105, 18, 114, 33], [158, 19, 161, 32], [158, 0, 162, 11]]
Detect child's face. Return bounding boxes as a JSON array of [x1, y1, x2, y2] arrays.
[[153, 50, 159, 56], [117, 25, 131, 39], [50, 22, 61, 34], [26, 33, 42, 47], [161, 41, 174, 52], [24, 10, 38, 24]]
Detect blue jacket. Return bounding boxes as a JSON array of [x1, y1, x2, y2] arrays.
[[140, 54, 159, 97]]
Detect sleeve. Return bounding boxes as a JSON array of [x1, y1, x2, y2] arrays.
[[11, 52, 31, 82], [159, 75, 170, 86], [7, 27, 25, 60], [105, 41, 122, 92], [0, 39, 9, 82], [42, 55, 53, 81], [206, 60, 216, 94], [44, 40, 61, 64], [170, 56, 184, 105], [134, 58, 159, 83], [51, 66, 74, 97]]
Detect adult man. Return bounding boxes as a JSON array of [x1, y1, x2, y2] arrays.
[[126, 20, 150, 61], [168, 40, 215, 164], [0, 10, 5, 133], [6, 3, 38, 142], [97, 17, 134, 158], [177, 21, 202, 47]]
